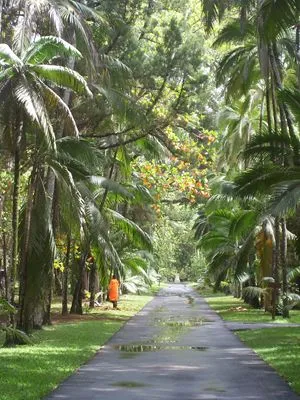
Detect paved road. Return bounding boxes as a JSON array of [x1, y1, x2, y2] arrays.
[[46, 284, 300, 400]]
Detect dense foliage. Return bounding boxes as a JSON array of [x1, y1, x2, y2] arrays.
[[196, 0, 300, 319], [0, 0, 215, 334]]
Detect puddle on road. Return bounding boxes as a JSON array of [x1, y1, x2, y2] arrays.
[[154, 305, 166, 312], [205, 387, 226, 393], [112, 381, 150, 388], [186, 295, 195, 306], [156, 317, 207, 327], [114, 344, 208, 352]]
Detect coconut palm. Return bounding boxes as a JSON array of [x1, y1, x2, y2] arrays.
[[0, 35, 92, 329]]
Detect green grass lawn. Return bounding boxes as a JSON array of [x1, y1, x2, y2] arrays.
[[238, 328, 300, 394], [203, 292, 300, 323], [0, 293, 154, 400]]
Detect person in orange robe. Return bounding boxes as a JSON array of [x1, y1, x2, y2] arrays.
[[108, 274, 119, 309]]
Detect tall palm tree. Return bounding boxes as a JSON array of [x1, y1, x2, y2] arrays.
[[0, 35, 92, 329]]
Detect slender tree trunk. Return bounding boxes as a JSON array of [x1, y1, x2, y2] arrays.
[[272, 217, 281, 320], [54, 269, 62, 296], [259, 92, 264, 135], [3, 231, 8, 300], [89, 261, 96, 308], [281, 218, 289, 318], [265, 81, 272, 135], [0, 0, 3, 40], [295, 24, 300, 88], [70, 251, 88, 314], [270, 78, 278, 135], [62, 234, 71, 315], [43, 180, 60, 325], [10, 114, 23, 304]]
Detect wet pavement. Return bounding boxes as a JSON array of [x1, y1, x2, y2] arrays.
[[46, 284, 300, 400]]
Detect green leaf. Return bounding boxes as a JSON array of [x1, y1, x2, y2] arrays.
[[31, 65, 92, 97], [107, 209, 152, 251], [24, 36, 82, 64], [0, 44, 22, 65]]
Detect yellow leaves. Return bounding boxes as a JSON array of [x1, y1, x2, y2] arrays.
[[53, 259, 64, 272]]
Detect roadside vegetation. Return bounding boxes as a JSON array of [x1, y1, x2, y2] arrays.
[[0, 293, 154, 400], [204, 291, 300, 324]]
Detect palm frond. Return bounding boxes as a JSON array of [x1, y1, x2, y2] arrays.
[[259, 0, 300, 40], [24, 36, 82, 64], [90, 176, 133, 199], [35, 77, 79, 137], [229, 210, 257, 239], [234, 230, 255, 280], [242, 286, 266, 299], [234, 164, 283, 196], [31, 65, 92, 97], [107, 209, 152, 251], [270, 180, 300, 216], [201, 0, 227, 33], [278, 88, 300, 127], [14, 78, 56, 151], [244, 131, 294, 161], [287, 267, 300, 281], [213, 19, 255, 47], [0, 44, 22, 65]]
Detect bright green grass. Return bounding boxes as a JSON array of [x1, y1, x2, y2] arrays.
[[238, 328, 300, 394], [204, 293, 300, 323], [0, 293, 154, 400]]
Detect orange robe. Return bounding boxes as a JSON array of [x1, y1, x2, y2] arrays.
[[108, 279, 119, 301]]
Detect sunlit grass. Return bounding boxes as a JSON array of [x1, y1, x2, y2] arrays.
[[204, 293, 300, 324], [0, 293, 154, 400], [238, 328, 300, 394]]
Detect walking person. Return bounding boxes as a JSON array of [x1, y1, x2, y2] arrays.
[[108, 274, 119, 309]]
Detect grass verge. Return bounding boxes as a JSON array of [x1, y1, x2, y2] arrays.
[[202, 291, 300, 323], [238, 328, 300, 394], [0, 293, 154, 400]]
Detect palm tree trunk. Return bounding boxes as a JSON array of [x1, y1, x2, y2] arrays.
[[18, 165, 39, 331], [296, 24, 300, 88], [70, 251, 88, 314], [10, 114, 23, 304], [62, 233, 71, 315], [2, 231, 8, 299], [43, 179, 60, 325], [89, 261, 96, 308], [272, 216, 280, 320], [265, 81, 272, 134], [281, 218, 289, 318]]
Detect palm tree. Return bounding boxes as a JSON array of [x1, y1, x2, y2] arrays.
[[0, 35, 92, 330]]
